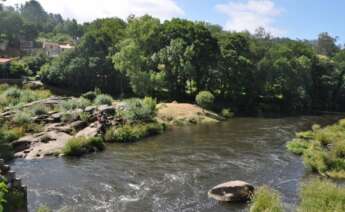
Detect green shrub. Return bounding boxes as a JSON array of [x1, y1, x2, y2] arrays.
[[105, 123, 164, 143], [79, 112, 91, 123], [143, 97, 157, 113], [61, 112, 79, 123], [120, 98, 156, 123], [13, 111, 32, 125], [63, 136, 105, 157], [195, 91, 215, 109], [250, 186, 283, 212], [286, 139, 310, 155], [288, 119, 345, 179], [4, 188, 26, 212], [31, 104, 49, 116], [81, 91, 97, 101], [303, 142, 328, 174], [0, 180, 8, 212], [0, 86, 51, 111], [298, 179, 345, 212], [9, 60, 31, 78], [94, 94, 113, 106], [221, 108, 234, 119], [60, 98, 91, 111], [3, 87, 21, 99]]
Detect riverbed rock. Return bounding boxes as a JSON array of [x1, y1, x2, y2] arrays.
[[85, 106, 97, 113], [208, 181, 254, 202], [98, 105, 115, 115], [70, 120, 87, 131], [51, 112, 63, 122], [24, 131, 72, 159], [76, 122, 100, 137]]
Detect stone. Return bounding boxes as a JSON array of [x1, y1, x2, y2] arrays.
[[70, 120, 87, 131], [85, 106, 97, 113], [51, 112, 63, 122], [24, 131, 72, 160], [76, 122, 100, 137], [98, 105, 115, 115], [208, 181, 254, 202], [12, 136, 36, 152]]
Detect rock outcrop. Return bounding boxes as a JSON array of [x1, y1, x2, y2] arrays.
[[9, 104, 118, 160], [208, 181, 254, 202]]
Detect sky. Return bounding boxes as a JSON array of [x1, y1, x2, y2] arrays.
[[4, 0, 345, 43]]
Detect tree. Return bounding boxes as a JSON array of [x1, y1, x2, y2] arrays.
[[216, 32, 256, 111], [113, 15, 163, 97], [20, 0, 48, 26], [40, 18, 127, 95], [315, 32, 339, 57], [258, 41, 315, 112], [162, 19, 220, 93], [152, 38, 195, 99]]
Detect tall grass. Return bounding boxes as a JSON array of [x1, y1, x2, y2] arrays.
[[63, 136, 105, 157], [250, 186, 284, 212], [105, 122, 164, 143], [0, 85, 51, 111], [298, 179, 345, 212]]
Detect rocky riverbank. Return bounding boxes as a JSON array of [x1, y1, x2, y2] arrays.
[[1, 91, 223, 160], [1, 96, 118, 159]]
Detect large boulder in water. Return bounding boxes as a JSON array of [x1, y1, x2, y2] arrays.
[[208, 181, 254, 202]]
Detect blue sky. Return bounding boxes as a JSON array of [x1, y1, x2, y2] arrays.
[[5, 0, 345, 43]]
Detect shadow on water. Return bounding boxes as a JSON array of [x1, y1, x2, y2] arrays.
[[11, 115, 341, 212]]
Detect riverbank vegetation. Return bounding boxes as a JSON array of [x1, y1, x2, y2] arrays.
[[250, 186, 283, 212], [298, 179, 345, 212], [63, 136, 105, 157], [0, 180, 7, 212], [0, 85, 169, 160], [251, 179, 345, 212], [105, 123, 165, 143], [287, 119, 345, 178], [0, 84, 51, 112]]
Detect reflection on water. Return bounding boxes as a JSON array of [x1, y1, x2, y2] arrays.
[[12, 116, 340, 212]]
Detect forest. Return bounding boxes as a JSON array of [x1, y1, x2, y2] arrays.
[[1, 0, 345, 115]]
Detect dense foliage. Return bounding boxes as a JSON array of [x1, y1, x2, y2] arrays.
[[287, 119, 345, 178], [2, 1, 345, 114]]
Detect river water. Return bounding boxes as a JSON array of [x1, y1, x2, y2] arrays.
[[11, 116, 340, 212]]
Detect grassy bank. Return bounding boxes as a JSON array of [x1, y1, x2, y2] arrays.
[[250, 186, 283, 212], [105, 122, 165, 143], [63, 136, 105, 157], [287, 119, 345, 178], [250, 179, 345, 212], [0, 84, 51, 112]]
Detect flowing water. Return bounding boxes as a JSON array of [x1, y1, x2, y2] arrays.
[[11, 116, 340, 212]]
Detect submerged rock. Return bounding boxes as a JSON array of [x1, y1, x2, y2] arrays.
[[208, 180, 254, 202]]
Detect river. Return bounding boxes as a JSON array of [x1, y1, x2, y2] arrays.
[[11, 116, 340, 212]]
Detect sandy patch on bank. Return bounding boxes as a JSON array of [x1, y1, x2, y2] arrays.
[[157, 102, 222, 126]]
